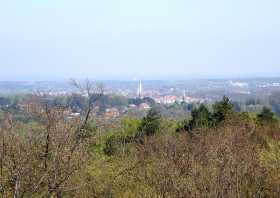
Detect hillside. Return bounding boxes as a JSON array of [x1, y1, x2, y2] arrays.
[[0, 93, 279, 198]]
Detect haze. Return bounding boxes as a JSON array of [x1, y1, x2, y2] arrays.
[[0, 0, 280, 80]]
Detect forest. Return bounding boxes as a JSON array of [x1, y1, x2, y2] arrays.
[[0, 82, 279, 198]]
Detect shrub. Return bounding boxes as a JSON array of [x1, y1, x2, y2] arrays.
[[138, 108, 161, 137]]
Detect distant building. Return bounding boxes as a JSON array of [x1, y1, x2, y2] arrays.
[[64, 109, 81, 120], [154, 95, 177, 104], [183, 96, 204, 103], [129, 104, 137, 108], [70, 112, 81, 117], [139, 103, 151, 110], [229, 81, 249, 88], [105, 108, 120, 118], [163, 95, 177, 104]]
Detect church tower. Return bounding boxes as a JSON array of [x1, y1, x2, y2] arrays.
[[137, 80, 143, 98]]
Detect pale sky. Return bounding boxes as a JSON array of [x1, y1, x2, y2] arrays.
[[0, 0, 280, 80]]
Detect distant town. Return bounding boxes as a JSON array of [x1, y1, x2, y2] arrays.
[[0, 78, 280, 103], [0, 78, 280, 120]]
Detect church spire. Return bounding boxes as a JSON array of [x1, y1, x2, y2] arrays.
[[137, 80, 143, 98]]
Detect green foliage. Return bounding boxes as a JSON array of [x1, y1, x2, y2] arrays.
[[91, 94, 128, 114], [177, 104, 215, 133], [212, 96, 234, 125], [239, 111, 251, 121], [103, 117, 141, 156], [257, 107, 276, 124], [103, 134, 118, 156], [260, 139, 280, 172], [177, 97, 236, 132], [259, 139, 280, 197], [128, 97, 156, 107], [189, 104, 213, 129], [81, 121, 98, 140], [138, 108, 161, 137], [93, 116, 280, 197], [181, 102, 195, 112], [176, 118, 190, 132], [120, 117, 141, 137], [2, 94, 280, 197]]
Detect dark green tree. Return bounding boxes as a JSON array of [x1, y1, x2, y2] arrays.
[[138, 108, 161, 136], [103, 135, 118, 156], [189, 104, 212, 129], [212, 96, 234, 125], [257, 107, 276, 124], [176, 104, 212, 133], [128, 97, 155, 106]]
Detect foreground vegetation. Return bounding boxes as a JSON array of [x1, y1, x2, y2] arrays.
[[0, 85, 279, 197]]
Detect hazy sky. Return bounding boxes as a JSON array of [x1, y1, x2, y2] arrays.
[[0, 0, 280, 80]]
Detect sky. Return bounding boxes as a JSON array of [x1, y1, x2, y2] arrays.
[[0, 0, 280, 80]]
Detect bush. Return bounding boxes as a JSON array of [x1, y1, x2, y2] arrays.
[[257, 107, 276, 124], [103, 135, 118, 156], [212, 96, 234, 125], [138, 108, 161, 137]]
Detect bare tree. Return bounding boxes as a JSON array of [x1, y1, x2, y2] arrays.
[[0, 80, 103, 198]]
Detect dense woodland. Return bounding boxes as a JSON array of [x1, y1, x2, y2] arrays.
[[0, 82, 279, 197]]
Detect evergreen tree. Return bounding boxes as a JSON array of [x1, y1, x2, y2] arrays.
[[189, 104, 212, 129], [212, 96, 234, 125], [257, 107, 275, 124], [138, 108, 161, 136]]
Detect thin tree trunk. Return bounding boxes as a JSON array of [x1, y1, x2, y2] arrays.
[[13, 177, 20, 198]]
